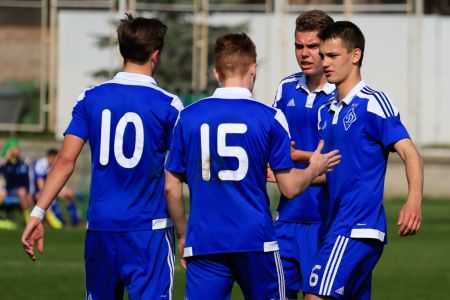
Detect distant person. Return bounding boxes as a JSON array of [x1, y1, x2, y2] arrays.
[[0, 175, 17, 230], [33, 148, 80, 227], [272, 10, 335, 299], [164, 33, 340, 299], [21, 14, 182, 299], [0, 138, 32, 223], [303, 21, 424, 300]]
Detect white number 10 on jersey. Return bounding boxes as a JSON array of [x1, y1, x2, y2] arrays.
[[99, 109, 144, 168], [200, 123, 249, 181]]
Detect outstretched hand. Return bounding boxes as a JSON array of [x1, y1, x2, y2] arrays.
[[309, 140, 341, 176], [21, 217, 45, 261]]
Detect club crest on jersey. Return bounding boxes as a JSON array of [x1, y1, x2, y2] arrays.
[[343, 108, 357, 131]]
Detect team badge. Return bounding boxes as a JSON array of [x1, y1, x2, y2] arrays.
[[343, 108, 357, 131]]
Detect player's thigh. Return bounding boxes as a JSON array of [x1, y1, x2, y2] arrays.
[[303, 235, 383, 300], [123, 228, 175, 300], [274, 221, 302, 298], [85, 231, 124, 300], [186, 254, 234, 300], [233, 251, 285, 300]]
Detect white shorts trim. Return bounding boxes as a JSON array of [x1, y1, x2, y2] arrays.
[[350, 228, 385, 242], [264, 241, 279, 252], [183, 247, 193, 257], [152, 218, 173, 230]]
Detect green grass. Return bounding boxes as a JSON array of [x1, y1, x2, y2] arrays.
[[0, 199, 449, 299]]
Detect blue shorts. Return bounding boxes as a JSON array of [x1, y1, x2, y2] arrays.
[[274, 221, 325, 299], [186, 251, 285, 300], [85, 228, 175, 300], [303, 235, 384, 300]]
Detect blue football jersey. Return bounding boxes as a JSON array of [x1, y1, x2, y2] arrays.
[[317, 81, 410, 242], [165, 87, 293, 256], [65, 72, 183, 231], [273, 73, 335, 223]]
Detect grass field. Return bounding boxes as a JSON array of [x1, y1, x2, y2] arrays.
[[1, 199, 449, 300]]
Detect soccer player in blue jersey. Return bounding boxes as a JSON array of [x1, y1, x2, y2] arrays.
[[303, 21, 424, 300], [272, 10, 334, 299], [164, 33, 341, 299], [21, 14, 182, 300]]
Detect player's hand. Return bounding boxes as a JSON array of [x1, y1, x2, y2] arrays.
[[310, 140, 341, 176], [397, 199, 422, 236], [178, 237, 186, 269], [267, 164, 276, 183], [21, 216, 45, 261]]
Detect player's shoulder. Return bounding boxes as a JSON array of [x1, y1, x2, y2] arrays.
[[357, 84, 399, 118], [278, 72, 304, 87]]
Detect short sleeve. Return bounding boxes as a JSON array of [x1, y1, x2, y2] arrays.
[[272, 82, 286, 111], [367, 112, 410, 151], [64, 93, 89, 140], [164, 96, 184, 148], [165, 115, 186, 174], [269, 109, 294, 170]]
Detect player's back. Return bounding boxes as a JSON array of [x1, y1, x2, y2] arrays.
[[167, 87, 292, 256], [65, 72, 182, 231]]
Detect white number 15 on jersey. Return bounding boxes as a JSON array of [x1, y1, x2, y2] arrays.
[[200, 123, 249, 181]]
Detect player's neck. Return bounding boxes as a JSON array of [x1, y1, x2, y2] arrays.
[[306, 74, 328, 92], [122, 61, 154, 77], [336, 71, 362, 101], [220, 76, 253, 92]]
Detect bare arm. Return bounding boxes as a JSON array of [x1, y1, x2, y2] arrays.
[[290, 141, 312, 163], [274, 140, 340, 199], [394, 138, 424, 236], [164, 170, 187, 268], [21, 134, 85, 261]]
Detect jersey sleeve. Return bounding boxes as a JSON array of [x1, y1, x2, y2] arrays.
[[165, 115, 186, 174], [268, 109, 294, 171], [64, 90, 90, 140], [272, 82, 286, 111], [164, 96, 184, 148], [366, 94, 410, 151]]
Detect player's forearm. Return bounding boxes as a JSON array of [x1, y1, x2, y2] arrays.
[[36, 156, 76, 210], [395, 139, 424, 205], [165, 172, 187, 239], [274, 167, 316, 199], [403, 147, 424, 205], [291, 149, 312, 163]]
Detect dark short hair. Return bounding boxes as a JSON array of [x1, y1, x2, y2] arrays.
[[46, 148, 58, 157], [319, 21, 365, 66], [214, 33, 256, 80], [295, 10, 334, 33], [117, 13, 167, 64]]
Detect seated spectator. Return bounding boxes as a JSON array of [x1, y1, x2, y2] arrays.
[[33, 149, 81, 227]]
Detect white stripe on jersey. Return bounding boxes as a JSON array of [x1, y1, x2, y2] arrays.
[[274, 109, 291, 138]]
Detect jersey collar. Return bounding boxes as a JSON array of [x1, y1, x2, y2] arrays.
[[114, 72, 157, 85], [296, 74, 335, 95], [329, 80, 366, 111], [211, 87, 254, 100]]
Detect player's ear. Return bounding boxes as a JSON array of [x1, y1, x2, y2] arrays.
[[352, 48, 362, 66], [150, 50, 160, 66], [213, 67, 221, 82]]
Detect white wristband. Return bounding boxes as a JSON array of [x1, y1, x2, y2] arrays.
[[30, 205, 46, 220]]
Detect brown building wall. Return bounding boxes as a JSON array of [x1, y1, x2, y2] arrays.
[[0, 26, 42, 82]]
